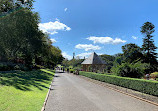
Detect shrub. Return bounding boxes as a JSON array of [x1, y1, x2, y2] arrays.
[[0, 62, 30, 71], [79, 71, 158, 96], [69, 69, 74, 73], [0, 64, 7, 71], [36, 65, 45, 69], [14, 65, 20, 70], [0, 63, 15, 71], [150, 72, 158, 80], [69, 65, 73, 69], [111, 62, 148, 78]]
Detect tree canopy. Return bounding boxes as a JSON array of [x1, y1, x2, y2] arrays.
[[122, 43, 144, 63], [0, 0, 63, 70], [141, 22, 157, 64]]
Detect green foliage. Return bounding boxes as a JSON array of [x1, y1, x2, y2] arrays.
[[69, 69, 75, 73], [150, 72, 158, 79], [113, 56, 124, 66], [111, 62, 148, 78], [62, 58, 84, 70], [122, 43, 144, 63], [69, 65, 73, 69], [151, 72, 158, 76], [0, 0, 34, 14], [100, 54, 115, 73], [0, 1, 63, 70], [79, 71, 158, 96], [0, 62, 29, 71], [141, 22, 157, 64], [14, 65, 20, 70], [0, 64, 8, 71]]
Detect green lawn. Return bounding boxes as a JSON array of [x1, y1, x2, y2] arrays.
[[0, 69, 55, 111]]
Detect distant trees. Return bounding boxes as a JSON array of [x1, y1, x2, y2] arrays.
[[111, 44, 149, 78], [122, 43, 144, 63], [111, 22, 158, 77], [100, 54, 115, 73], [0, 0, 63, 70], [62, 58, 84, 70]]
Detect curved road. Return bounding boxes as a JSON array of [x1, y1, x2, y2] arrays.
[[45, 71, 158, 111]]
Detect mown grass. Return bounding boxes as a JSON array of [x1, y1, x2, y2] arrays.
[[0, 69, 55, 111]]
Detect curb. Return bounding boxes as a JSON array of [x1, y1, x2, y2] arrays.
[[41, 78, 54, 111], [102, 83, 158, 106], [79, 75, 158, 107]]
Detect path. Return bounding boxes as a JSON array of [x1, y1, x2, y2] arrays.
[[45, 71, 158, 111]]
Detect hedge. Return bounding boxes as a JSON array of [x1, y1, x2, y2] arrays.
[[79, 71, 158, 96]]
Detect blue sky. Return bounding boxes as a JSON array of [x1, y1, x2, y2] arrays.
[[34, 0, 158, 59]]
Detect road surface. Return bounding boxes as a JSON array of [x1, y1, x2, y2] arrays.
[[45, 71, 158, 111]]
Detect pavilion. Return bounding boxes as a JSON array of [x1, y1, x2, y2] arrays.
[[81, 52, 106, 72]]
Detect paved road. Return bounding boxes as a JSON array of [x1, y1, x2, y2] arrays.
[[45, 71, 158, 111]]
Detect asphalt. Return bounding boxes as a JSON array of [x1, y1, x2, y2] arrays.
[[45, 71, 158, 111]]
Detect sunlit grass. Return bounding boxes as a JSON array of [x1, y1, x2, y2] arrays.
[[0, 69, 54, 111]]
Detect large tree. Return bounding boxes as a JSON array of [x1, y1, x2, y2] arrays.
[[141, 22, 157, 64], [122, 43, 144, 63], [0, 0, 34, 14], [0, 8, 42, 63], [0, 0, 63, 69]]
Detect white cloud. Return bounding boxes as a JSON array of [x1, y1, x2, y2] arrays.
[[77, 52, 103, 59], [132, 36, 138, 40], [64, 8, 68, 12], [75, 44, 101, 51], [87, 36, 126, 45], [76, 52, 92, 59], [38, 20, 71, 35], [62, 52, 72, 60], [97, 53, 103, 55], [50, 38, 56, 43]]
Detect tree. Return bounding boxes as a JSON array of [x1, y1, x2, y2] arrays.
[[122, 43, 144, 63], [0, 8, 41, 64], [61, 58, 84, 70], [112, 62, 148, 78], [141, 22, 157, 64], [0, 0, 37, 65], [0, 0, 34, 14], [0, 0, 63, 70], [100, 54, 115, 72]]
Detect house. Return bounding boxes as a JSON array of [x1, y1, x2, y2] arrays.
[[81, 52, 106, 72]]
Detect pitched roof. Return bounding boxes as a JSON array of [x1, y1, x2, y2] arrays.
[[81, 52, 106, 65]]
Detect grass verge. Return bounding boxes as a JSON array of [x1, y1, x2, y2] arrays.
[[0, 69, 54, 111]]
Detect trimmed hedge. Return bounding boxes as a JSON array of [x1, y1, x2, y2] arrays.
[[79, 71, 158, 96]]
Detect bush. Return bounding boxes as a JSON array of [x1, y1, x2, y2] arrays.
[[0, 63, 15, 71], [14, 65, 20, 70], [69, 69, 74, 73], [36, 65, 45, 69], [0, 62, 30, 71], [0, 64, 7, 71], [150, 72, 158, 80], [111, 62, 148, 78], [79, 71, 158, 96]]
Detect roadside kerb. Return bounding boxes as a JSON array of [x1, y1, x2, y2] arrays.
[[41, 78, 54, 111]]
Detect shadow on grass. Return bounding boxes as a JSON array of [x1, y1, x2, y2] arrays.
[[0, 70, 55, 91]]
